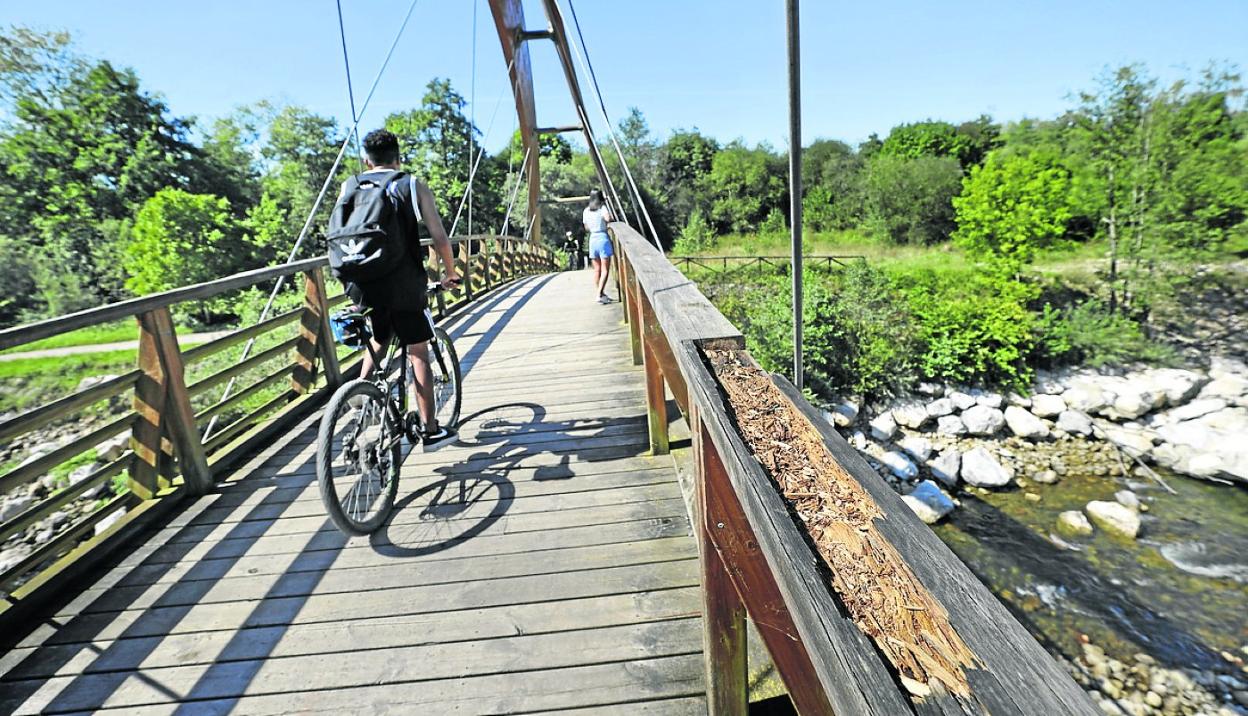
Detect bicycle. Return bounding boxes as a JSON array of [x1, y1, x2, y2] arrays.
[[316, 283, 463, 535]]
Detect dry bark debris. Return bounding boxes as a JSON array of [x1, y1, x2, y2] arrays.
[[708, 349, 976, 698]]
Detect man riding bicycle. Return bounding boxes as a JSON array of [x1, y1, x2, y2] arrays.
[[329, 129, 461, 447]]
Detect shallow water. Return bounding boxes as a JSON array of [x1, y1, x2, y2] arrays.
[[933, 468, 1248, 674]]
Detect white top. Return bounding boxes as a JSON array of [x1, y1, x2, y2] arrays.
[[582, 206, 611, 234]]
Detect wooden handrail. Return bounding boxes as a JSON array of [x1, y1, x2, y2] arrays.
[[611, 221, 1097, 715]]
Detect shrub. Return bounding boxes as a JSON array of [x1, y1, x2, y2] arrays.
[[672, 209, 714, 254], [864, 155, 962, 245], [1035, 300, 1175, 368]]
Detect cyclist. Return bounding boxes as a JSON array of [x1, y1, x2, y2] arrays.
[[336, 129, 460, 447]]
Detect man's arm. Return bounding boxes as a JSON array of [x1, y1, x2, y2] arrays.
[[415, 181, 461, 287]]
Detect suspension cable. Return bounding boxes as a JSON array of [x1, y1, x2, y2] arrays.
[[335, 0, 364, 173], [448, 56, 517, 237], [204, 0, 424, 439], [468, 0, 478, 236], [560, 0, 664, 250], [499, 145, 531, 235]]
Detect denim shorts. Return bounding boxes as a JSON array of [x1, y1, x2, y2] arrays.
[[588, 232, 613, 259]]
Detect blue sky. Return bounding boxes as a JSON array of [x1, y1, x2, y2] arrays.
[[4, 1, 1247, 152]]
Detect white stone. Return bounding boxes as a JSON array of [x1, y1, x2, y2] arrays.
[[1096, 422, 1156, 458], [93, 509, 126, 537], [1032, 469, 1060, 484], [961, 447, 1014, 488], [1030, 394, 1067, 418], [823, 401, 860, 427], [1057, 410, 1094, 436], [916, 382, 944, 397], [869, 413, 897, 442], [891, 403, 929, 429], [926, 398, 955, 418], [936, 414, 966, 436], [928, 450, 961, 488], [1148, 368, 1206, 406], [1109, 388, 1156, 420], [961, 405, 1005, 436], [1086, 501, 1141, 539], [95, 433, 130, 462], [850, 431, 868, 450], [948, 390, 976, 411], [880, 450, 919, 480], [899, 436, 933, 463], [69, 462, 100, 487], [1056, 511, 1094, 537], [1062, 385, 1111, 414], [902, 481, 955, 524], [1114, 490, 1141, 512], [1198, 374, 1248, 401], [1163, 398, 1227, 423], [972, 389, 1004, 409], [1004, 405, 1051, 440], [1007, 392, 1032, 408]]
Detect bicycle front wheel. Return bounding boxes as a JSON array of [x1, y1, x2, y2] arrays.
[[316, 379, 401, 535], [429, 326, 463, 430]]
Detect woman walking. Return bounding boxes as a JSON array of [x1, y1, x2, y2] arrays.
[[582, 189, 615, 304]]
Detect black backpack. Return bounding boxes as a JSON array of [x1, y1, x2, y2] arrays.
[[326, 170, 408, 283]]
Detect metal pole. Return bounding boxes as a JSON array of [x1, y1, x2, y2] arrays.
[[786, 0, 803, 392]]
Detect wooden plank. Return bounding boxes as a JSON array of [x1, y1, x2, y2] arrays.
[[180, 307, 302, 365], [49, 655, 705, 716], [140, 308, 212, 495], [3, 588, 700, 681], [43, 560, 698, 644], [2, 619, 703, 714], [773, 376, 1100, 715]]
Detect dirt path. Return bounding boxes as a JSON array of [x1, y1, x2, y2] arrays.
[[0, 332, 233, 362]]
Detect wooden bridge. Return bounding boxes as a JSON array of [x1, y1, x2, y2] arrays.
[[0, 227, 1100, 714]]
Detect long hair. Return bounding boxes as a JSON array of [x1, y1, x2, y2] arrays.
[[588, 188, 603, 210]]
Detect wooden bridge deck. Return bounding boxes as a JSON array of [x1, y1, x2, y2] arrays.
[[0, 273, 707, 715]]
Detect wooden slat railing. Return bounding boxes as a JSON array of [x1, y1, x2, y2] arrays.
[[0, 235, 556, 620], [611, 221, 1098, 715]]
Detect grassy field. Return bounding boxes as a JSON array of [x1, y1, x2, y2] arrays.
[[0, 320, 207, 356], [0, 350, 138, 414]]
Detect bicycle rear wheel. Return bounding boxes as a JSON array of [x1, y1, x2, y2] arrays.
[[316, 379, 401, 535], [429, 326, 462, 430]]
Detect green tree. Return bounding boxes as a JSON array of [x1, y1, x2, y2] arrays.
[[702, 142, 787, 233], [864, 155, 962, 244], [952, 150, 1075, 267], [124, 189, 239, 296], [384, 79, 476, 219]]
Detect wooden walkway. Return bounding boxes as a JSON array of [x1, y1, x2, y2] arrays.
[[0, 273, 707, 715]]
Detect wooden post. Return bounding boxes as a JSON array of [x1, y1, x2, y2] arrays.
[[639, 290, 669, 455], [695, 417, 748, 715], [626, 269, 643, 366], [293, 268, 339, 394], [133, 308, 212, 496], [458, 241, 474, 302]]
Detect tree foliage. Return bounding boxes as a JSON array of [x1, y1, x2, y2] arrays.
[[953, 150, 1075, 266]]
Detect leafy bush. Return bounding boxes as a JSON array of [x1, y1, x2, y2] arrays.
[[672, 209, 714, 254], [864, 155, 962, 245], [897, 269, 1038, 387], [1035, 300, 1175, 368], [953, 150, 1075, 267]]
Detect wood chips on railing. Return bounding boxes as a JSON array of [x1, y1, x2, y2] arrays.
[[707, 349, 977, 700]]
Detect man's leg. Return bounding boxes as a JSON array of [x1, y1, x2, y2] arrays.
[[406, 342, 438, 432]]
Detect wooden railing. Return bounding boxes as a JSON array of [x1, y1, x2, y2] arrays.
[[612, 222, 1098, 715], [668, 254, 865, 273], [0, 235, 555, 620]]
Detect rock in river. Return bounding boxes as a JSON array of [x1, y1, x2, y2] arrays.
[[962, 405, 1005, 436], [1086, 500, 1141, 539], [926, 398, 955, 418], [1056, 511, 1094, 538], [928, 450, 960, 488], [880, 450, 919, 480], [869, 412, 897, 441], [1056, 410, 1093, 436], [1030, 394, 1067, 418], [892, 403, 929, 429], [961, 447, 1014, 488], [1004, 405, 1050, 440], [899, 436, 933, 463], [936, 414, 966, 436], [902, 480, 956, 525]]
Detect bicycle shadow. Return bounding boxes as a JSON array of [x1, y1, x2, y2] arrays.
[[368, 399, 648, 557]]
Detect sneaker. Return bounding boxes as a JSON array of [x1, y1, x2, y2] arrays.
[[421, 425, 458, 450], [597, 294, 612, 304]]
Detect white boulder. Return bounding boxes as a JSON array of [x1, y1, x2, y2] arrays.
[[972, 390, 1004, 409], [899, 436, 933, 463], [1057, 410, 1094, 436], [1086, 500, 1141, 539], [961, 447, 1014, 488], [1114, 490, 1141, 512], [928, 450, 961, 488], [1007, 392, 1032, 408], [1062, 384, 1111, 414], [936, 414, 966, 436], [1148, 368, 1206, 406], [892, 403, 929, 430], [823, 400, 859, 427], [901, 481, 956, 525], [962, 405, 1005, 436], [880, 450, 919, 480], [869, 413, 897, 442], [948, 390, 976, 411], [1056, 511, 1094, 537], [1004, 405, 1050, 440], [1030, 394, 1067, 418], [1163, 398, 1227, 423], [926, 398, 955, 418], [1198, 374, 1248, 402], [1096, 422, 1156, 458]]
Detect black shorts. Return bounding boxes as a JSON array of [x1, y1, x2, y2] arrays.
[[368, 304, 433, 346]]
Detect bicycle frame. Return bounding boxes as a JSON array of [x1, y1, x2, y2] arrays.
[[358, 301, 452, 441]]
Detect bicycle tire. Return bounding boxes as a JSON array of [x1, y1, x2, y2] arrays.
[[316, 379, 401, 535], [430, 326, 463, 430]]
